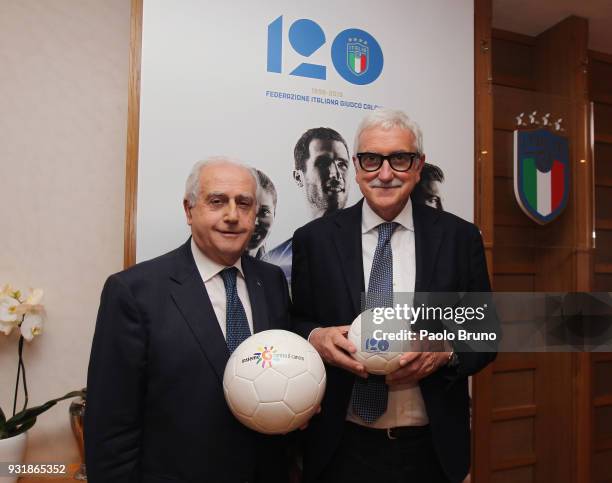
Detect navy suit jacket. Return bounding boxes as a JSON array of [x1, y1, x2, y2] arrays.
[[85, 240, 291, 483], [291, 199, 497, 483]]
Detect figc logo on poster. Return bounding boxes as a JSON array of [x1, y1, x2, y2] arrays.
[[267, 16, 384, 85]]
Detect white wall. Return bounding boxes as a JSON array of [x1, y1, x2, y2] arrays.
[[0, 0, 130, 466]]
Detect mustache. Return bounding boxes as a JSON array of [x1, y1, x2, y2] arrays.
[[368, 178, 404, 188]]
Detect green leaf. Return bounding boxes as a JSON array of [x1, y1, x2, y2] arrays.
[[4, 390, 85, 432], [6, 416, 37, 438], [6, 402, 55, 429]]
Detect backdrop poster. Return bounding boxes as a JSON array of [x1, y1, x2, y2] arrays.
[[136, 0, 474, 280]]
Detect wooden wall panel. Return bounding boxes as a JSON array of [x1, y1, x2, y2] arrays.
[[124, 0, 143, 268], [494, 225, 536, 247], [594, 103, 612, 138], [493, 274, 534, 291], [482, 14, 596, 483], [490, 418, 535, 463], [472, 1, 495, 482], [536, 17, 593, 295], [493, 353, 538, 372], [592, 352, 612, 465], [595, 142, 612, 181], [492, 370, 535, 408], [590, 58, 612, 104], [474, 0, 495, 263], [534, 353, 575, 483], [494, 225, 537, 281], [594, 360, 612, 397], [594, 229, 612, 265], [594, 406, 612, 441], [493, 129, 513, 178], [595, 273, 612, 290], [485, 353, 574, 482], [592, 449, 612, 482], [493, 85, 572, 131], [493, 177, 532, 227], [477, 11, 612, 483], [491, 466, 534, 483], [492, 34, 536, 91], [592, 51, 612, 295], [595, 186, 612, 221]]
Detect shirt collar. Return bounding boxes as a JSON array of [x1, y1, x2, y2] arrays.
[[190, 238, 245, 283], [361, 197, 414, 234]]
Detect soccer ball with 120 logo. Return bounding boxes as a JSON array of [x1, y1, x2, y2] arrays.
[[348, 309, 411, 375], [223, 330, 326, 434]]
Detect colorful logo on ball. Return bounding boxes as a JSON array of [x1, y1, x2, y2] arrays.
[[254, 346, 277, 368]]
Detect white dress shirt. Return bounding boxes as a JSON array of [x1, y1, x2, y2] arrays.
[[347, 198, 429, 428], [190, 238, 254, 338]]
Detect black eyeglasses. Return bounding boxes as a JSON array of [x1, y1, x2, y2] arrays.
[[356, 152, 421, 172]]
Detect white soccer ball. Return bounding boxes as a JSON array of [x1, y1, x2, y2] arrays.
[[348, 310, 409, 375], [223, 329, 326, 434]]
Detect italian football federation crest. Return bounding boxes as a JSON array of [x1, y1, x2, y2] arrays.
[[514, 125, 570, 224], [347, 38, 369, 75]]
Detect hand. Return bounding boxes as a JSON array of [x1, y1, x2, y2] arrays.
[[385, 351, 450, 386], [309, 326, 367, 378]]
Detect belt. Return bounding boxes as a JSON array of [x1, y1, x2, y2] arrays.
[[346, 421, 430, 440]]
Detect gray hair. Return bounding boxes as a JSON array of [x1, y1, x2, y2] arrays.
[[353, 108, 424, 155], [184, 156, 260, 208]]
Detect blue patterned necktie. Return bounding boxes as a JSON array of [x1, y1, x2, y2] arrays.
[[351, 222, 398, 423], [220, 267, 252, 353]]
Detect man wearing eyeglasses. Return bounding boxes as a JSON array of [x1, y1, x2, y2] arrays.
[[291, 109, 495, 483]]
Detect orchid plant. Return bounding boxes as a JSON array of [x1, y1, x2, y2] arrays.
[[0, 284, 84, 439]]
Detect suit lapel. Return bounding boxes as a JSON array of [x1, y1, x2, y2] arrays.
[[332, 200, 365, 314], [170, 241, 229, 382], [413, 203, 444, 291], [242, 255, 269, 334]]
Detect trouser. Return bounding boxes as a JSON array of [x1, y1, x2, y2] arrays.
[[319, 421, 451, 483]]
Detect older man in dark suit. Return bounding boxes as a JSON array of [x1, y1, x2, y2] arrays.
[[85, 158, 290, 483], [292, 109, 496, 483]]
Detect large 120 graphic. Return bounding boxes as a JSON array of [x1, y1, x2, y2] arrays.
[[267, 15, 384, 85]]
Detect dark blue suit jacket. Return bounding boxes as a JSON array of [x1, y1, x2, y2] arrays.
[[291, 199, 497, 483], [85, 239, 291, 483]]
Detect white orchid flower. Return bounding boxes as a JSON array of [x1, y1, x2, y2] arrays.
[[0, 284, 21, 300], [0, 284, 14, 297], [24, 288, 44, 305], [0, 317, 19, 335], [20, 312, 45, 341], [0, 295, 20, 323], [11, 288, 45, 317]]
